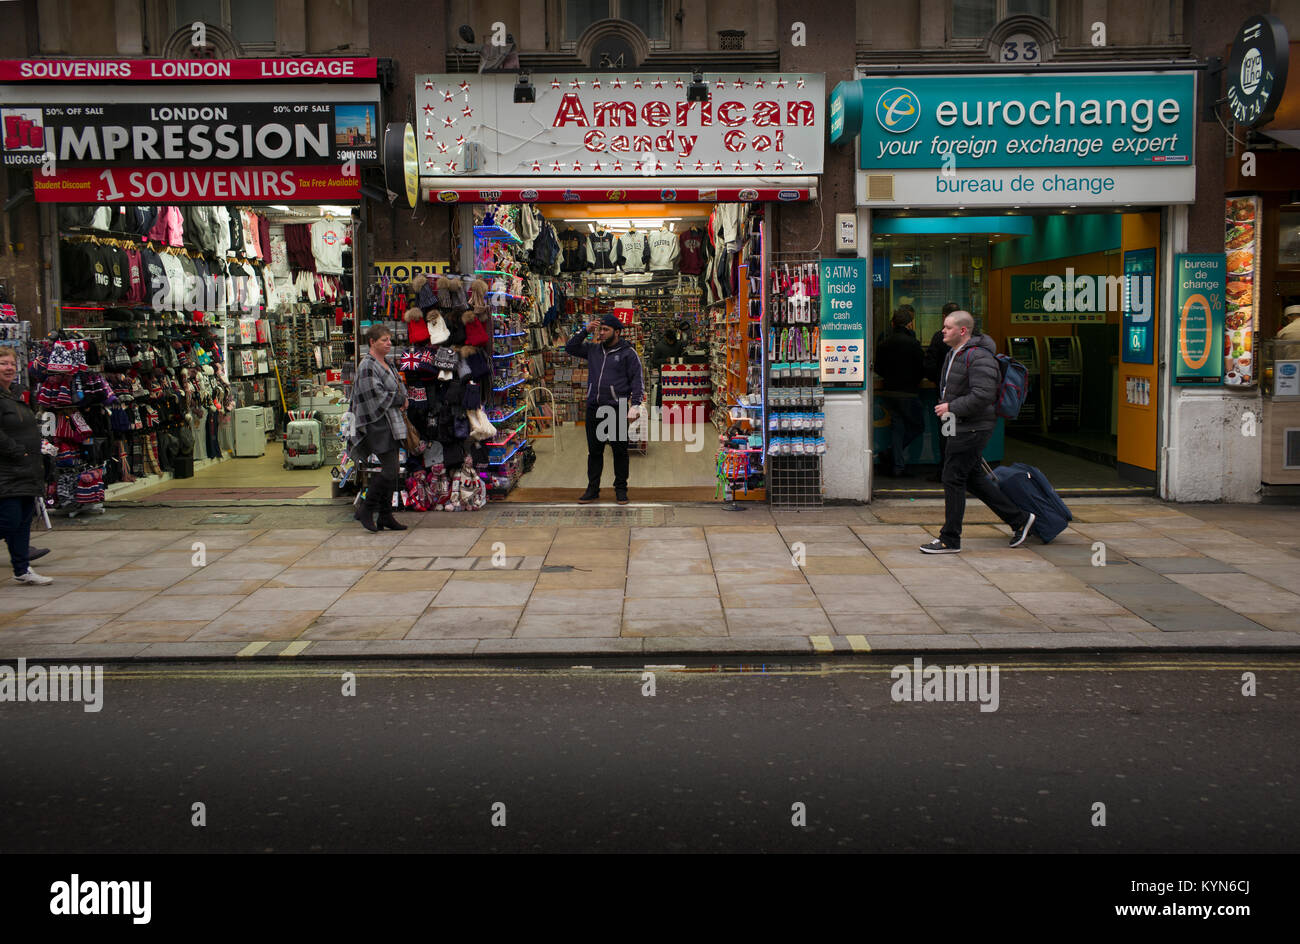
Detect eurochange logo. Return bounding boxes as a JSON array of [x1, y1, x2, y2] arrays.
[[876, 87, 920, 134]]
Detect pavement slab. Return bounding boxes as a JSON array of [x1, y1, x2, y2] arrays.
[[2, 498, 1297, 659]]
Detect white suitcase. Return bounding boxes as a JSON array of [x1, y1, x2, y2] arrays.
[[283, 418, 323, 469]]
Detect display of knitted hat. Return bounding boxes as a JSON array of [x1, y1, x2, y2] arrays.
[[466, 408, 497, 442], [469, 279, 489, 316], [406, 302, 431, 345], [426, 311, 451, 345], [436, 276, 467, 311], [462, 308, 491, 348]]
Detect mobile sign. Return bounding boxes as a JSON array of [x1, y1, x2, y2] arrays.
[[819, 258, 867, 389], [1173, 253, 1226, 385]]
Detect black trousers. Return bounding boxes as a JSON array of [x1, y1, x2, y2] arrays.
[[585, 402, 629, 490], [940, 429, 1026, 546]]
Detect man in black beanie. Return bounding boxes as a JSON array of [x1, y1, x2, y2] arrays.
[[565, 313, 644, 504]]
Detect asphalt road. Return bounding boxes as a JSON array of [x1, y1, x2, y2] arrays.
[[1, 655, 1296, 853]]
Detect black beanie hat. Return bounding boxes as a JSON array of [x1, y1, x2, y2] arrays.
[[599, 314, 623, 331]]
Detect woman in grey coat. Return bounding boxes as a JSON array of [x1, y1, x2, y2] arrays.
[[349, 325, 409, 532]]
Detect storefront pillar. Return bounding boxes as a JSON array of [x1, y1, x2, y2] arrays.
[[822, 205, 872, 501]]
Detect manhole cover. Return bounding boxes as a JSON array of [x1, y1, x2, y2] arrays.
[[196, 513, 256, 525]]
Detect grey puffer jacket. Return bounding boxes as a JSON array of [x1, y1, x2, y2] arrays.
[[939, 333, 999, 433], [0, 384, 45, 498]]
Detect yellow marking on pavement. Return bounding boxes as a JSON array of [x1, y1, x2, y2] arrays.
[[280, 641, 312, 657], [235, 642, 270, 658], [846, 635, 871, 652], [809, 636, 834, 653]]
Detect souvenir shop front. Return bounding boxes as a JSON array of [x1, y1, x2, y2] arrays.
[[364, 70, 836, 509], [0, 57, 382, 512]]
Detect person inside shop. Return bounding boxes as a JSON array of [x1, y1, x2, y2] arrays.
[[565, 313, 644, 505], [1278, 304, 1300, 340], [921, 310, 1035, 554], [651, 328, 688, 409], [0, 346, 53, 585], [922, 301, 961, 480], [349, 324, 409, 532], [874, 307, 925, 478]]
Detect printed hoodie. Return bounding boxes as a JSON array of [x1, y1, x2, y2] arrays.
[[564, 329, 644, 407], [647, 228, 680, 271]]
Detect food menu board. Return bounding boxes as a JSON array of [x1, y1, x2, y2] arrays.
[[1225, 196, 1259, 386]]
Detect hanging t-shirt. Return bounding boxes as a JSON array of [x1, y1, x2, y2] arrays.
[[589, 231, 620, 271], [212, 206, 232, 259], [678, 227, 706, 276], [268, 230, 290, 278], [310, 218, 347, 275], [159, 251, 186, 310], [647, 228, 680, 272], [557, 228, 593, 272], [617, 231, 650, 273]]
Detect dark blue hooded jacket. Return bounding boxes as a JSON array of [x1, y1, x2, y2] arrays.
[[565, 329, 644, 407]]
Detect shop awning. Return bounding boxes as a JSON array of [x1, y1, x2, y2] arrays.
[[420, 176, 818, 204]]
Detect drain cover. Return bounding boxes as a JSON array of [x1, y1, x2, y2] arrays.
[[196, 512, 256, 525]]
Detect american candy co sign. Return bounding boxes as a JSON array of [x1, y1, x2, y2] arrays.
[[414, 73, 824, 177]]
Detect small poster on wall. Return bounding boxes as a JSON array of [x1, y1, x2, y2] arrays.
[[1224, 196, 1259, 386], [1173, 253, 1226, 385]]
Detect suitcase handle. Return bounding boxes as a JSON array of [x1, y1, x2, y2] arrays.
[[980, 458, 996, 479]]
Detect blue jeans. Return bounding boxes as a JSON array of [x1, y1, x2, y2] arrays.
[[877, 394, 924, 474], [0, 496, 36, 576]]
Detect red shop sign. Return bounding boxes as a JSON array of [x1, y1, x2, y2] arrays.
[[614, 306, 635, 327], [34, 165, 361, 203], [0, 58, 379, 82]]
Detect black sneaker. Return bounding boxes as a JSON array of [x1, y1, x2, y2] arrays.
[[919, 539, 961, 554], [1009, 513, 1036, 547], [578, 487, 599, 504], [615, 489, 629, 505]]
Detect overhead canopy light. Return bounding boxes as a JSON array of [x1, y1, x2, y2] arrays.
[[514, 73, 535, 104], [687, 70, 708, 103]]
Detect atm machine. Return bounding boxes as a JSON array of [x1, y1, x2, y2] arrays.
[[1005, 336, 1044, 430], [1044, 335, 1083, 432]]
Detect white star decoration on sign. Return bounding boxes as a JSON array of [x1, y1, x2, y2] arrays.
[[437, 142, 448, 153], [796, 77, 806, 88], [632, 78, 642, 89], [774, 160, 784, 171], [550, 77, 561, 89], [713, 161, 723, 171], [425, 158, 434, 168], [422, 103, 435, 115], [551, 161, 562, 171], [674, 78, 684, 88], [592, 161, 603, 171], [424, 128, 435, 140], [462, 106, 473, 118], [458, 80, 471, 92], [612, 79, 624, 89], [424, 79, 434, 90], [694, 160, 705, 171], [573, 160, 583, 171], [793, 160, 804, 170], [714, 79, 726, 89], [655, 160, 664, 172], [754, 78, 765, 89], [591, 79, 601, 88], [753, 160, 764, 171], [443, 116, 455, 127], [733, 78, 745, 88], [531, 161, 541, 171], [652, 78, 664, 88], [612, 160, 623, 171], [442, 90, 454, 102], [569, 78, 584, 88], [734, 160, 745, 171], [775, 78, 787, 89], [445, 161, 458, 171], [455, 135, 466, 147], [674, 160, 684, 171]]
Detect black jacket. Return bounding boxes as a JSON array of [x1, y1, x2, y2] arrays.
[[565, 330, 644, 407], [939, 333, 1000, 433], [651, 337, 687, 371], [0, 384, 45, 498], [874, 327, 924, 394], [923, 329, 949, 386]]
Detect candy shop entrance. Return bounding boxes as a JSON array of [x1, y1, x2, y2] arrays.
[[467, 201, 764, 503]]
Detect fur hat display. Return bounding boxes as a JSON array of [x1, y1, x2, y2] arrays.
[[404, 304, 425, 323], [426, 311, 451, 345]]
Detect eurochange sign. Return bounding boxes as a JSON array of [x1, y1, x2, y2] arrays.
[[852, 71, 1197, 207], [415, 72, 823, 179]]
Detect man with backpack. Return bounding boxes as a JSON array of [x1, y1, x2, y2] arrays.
[[921, 310, 1034, 554]]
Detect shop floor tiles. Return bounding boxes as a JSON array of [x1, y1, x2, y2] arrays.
[[144, 487, 318, 501]]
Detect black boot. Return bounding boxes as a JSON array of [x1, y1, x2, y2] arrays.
[[578, 485, 600, 503], [356, 490, 380, 533], [377, 502, 408, 531]]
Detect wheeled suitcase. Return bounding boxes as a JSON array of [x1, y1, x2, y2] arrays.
[[988, 462, 1072, 543], [283, 417, 324, 469]]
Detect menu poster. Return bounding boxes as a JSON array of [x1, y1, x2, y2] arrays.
[[1225, 196, 1259, 385]]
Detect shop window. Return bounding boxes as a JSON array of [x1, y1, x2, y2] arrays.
[[952, 0, 1054, 42], [564, 0, 667, 45], [173, 0, 276, 50]]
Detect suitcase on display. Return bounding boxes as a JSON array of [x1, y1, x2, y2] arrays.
[[988, 462, 1072, 544], [172, 456, 194, 479], [284, 417, 324, 469]]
